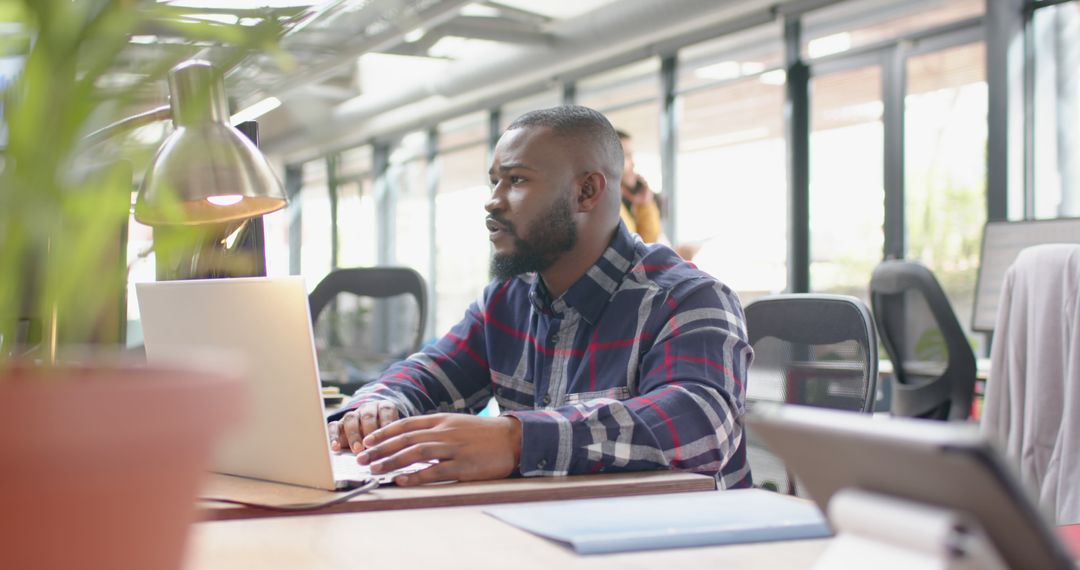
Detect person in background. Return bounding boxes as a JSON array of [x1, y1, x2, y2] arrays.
[[327, 105, 752, 489], [616, 129, 663, 243]]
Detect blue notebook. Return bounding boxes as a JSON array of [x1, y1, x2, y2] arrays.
[[485, 488, 832, 555]]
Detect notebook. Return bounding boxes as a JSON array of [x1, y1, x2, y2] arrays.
[[137, 276, 425, 491], [485, 488, 831, 554]]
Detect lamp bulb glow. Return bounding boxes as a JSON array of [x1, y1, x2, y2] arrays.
[[207, 194, 244, 206]]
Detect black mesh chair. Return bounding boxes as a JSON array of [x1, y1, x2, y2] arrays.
[[870, 260, 975, 421], [744, 294, 878, 493], [309, 267, 428, 395]]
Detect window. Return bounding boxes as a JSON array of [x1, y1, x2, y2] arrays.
[[810, 65, 885, 301], [336, 179, 377, 268], [390, 159, 431, 279], [338, 145, 372, 181], [905, 41, 987, 352], [675, 76, 787, 301], [1032, 1, 1080, 219], [676, 21, 783, 93], [439, 112, 486, 152], [124, 203, 155, 346], [299, 159, 332, 291], [577, 59, 660, 111], [803, 0, 983, 59], [605, 103, 662, 200], [434, 143, 490, 335], [500, 88, 562, 130], [579, 60, 663, 234], [262, 199, 291, 277]]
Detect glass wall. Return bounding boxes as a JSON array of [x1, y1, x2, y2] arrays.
[[809, 65, 885, 301], [434, 143, 490, 334], [391, 159, 431, 280], [802, 0, 983, 59], [336, 179, 377, 268], [1032, 0, 1080, 219], [262, 200, 292, 278], [299, 159, 332, 292], [124, 204, 154, 345], [675, 76, 787, 302], [501, 88, 562, 130], [260, 0, 1031, 365], [905, 41, 987, 350], [579, 60, 664, 236]]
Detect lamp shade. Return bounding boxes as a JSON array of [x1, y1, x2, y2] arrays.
[[134, 60, 287, 226]]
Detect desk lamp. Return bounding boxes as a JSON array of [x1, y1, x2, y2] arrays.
[[86, 59, 287, 226]]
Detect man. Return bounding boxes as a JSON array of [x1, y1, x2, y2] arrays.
[[616, 129, 663, 243], [328, 106, 752, 489]]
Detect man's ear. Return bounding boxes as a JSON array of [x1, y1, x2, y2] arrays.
[[576, 171, 607, 212]]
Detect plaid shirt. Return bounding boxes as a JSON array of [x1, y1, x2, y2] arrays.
[[342, 223, 752, 488]]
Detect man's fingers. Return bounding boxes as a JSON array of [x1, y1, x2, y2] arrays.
[[363, 414, 440, 447], [357, 404, 379, 452], [341, 411, 364, 453], [369, 442, 452, 475], [328, 420, 343, 451], [358, 425, 445, 466], [394, 462, 456, 487], [377, 401, 398, 428]]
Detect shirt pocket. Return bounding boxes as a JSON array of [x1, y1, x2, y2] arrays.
[[564, 386, 633, 404]]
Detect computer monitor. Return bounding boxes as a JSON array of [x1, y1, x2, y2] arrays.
[[749, 404, 1075, 570], [973, 218, 1080, 332]]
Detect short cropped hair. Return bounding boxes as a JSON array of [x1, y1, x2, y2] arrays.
[[506, 105, 624, 183]]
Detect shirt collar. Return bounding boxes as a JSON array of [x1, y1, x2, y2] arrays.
[[527, 222, 636, 325]]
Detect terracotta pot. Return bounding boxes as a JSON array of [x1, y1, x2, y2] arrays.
[[0, 364, 245, 570]]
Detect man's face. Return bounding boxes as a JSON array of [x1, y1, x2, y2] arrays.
[[486, 127, 579, 280]]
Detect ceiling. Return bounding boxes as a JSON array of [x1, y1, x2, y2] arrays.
[[149, 0, 624, 152], [26, 0, 976, 163]]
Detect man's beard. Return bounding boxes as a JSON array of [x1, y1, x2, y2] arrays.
[[490, 195, 578, 281]]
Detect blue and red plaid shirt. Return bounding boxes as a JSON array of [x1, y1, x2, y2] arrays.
[[343, 222, 752, 488]]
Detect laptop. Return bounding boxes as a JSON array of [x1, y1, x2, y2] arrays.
[[748, 404, 1075, 570], [137, 276, 424, 491]]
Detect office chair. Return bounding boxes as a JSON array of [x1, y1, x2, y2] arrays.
[[982, 244, 1080, 524], [308, 267, 428, 394], [869, 260, 975, 421], [743, 294, 878, 493]]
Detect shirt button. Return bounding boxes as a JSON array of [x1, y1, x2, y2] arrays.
[[542, 394, 552, 406], [548, 332, 559, 344], [537, 459, 548, 469]]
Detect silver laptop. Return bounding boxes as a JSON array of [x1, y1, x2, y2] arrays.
[[137, 276, 422, 491]]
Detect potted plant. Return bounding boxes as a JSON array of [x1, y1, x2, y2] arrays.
[[0, 2, 286, 568]]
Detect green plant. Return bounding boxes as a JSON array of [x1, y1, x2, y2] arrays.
[[0, 0, 288, 364]]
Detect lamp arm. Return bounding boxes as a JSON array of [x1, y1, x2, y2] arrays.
[[81, 104, 172, 148]]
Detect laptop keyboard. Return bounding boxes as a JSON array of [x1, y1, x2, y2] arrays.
[[330, 452, 431, 485]]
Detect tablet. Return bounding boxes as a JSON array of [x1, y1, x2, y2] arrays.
[[748, 405, 1074, 570]]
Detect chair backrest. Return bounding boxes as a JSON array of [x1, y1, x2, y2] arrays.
[[308, 267, 428, 391], [743, 294, 878, 493], [869, 260, 975, 421], [745, 294, 879, 413]]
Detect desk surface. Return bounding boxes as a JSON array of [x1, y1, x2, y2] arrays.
[[199, 470, 716, 521], [184, 499, 829, 570]]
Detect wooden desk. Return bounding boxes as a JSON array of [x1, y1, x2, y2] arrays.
[[200, 470, 716, 521], [184, 500, 829, 570]]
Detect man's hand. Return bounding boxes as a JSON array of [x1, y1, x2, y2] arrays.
[[356, 414, 522, 486], [328, 401, 400, 454]]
